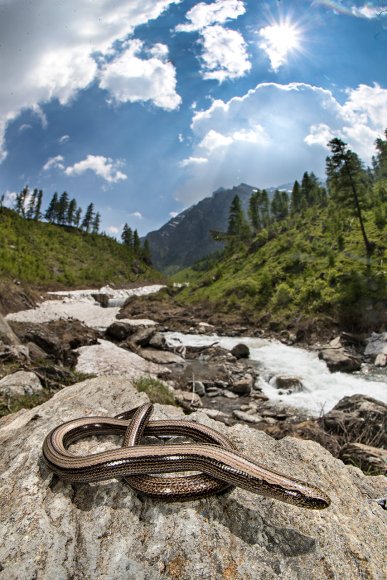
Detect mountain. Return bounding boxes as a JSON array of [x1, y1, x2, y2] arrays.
[[0, 207, 161, 288], [145, 183, 292, 273]]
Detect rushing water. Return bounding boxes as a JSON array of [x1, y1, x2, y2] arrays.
[[165, 332, 387, 416]]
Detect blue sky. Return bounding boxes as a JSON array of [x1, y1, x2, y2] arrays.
[[0, 0, 386, 236]]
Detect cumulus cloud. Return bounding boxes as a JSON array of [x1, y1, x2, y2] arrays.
[[176, 82, 386, 204], [175, 0, 245, 32], [64, 155, 127, 183], [129, 211, 143, 218], [199, 25, 251, 81], [42, 155, 65, 172], [106, 225, 120, 234], [99, 40, 181, 110], [169, 211, 178, 217], [179, 156, 209, 167], [1, 190, 18, 208], [0, 0, 180, 160]]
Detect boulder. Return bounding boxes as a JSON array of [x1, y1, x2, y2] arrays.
[[0, 370, 43, 398], [320, 395, 387, 449], [173, 390, 203, 411], [148, 332, 168, 350], [138, 348, 185, 365], [231, 343, 250, 359], [188, 380, 206, 396], [129, 327, 156, 347], [364, 332, 387, 359], [0, 343, 29, 363], [233, 410, 262, 424], [274, 376, 304, 393], [318, 348, 362, 373], [0, 377, 386, 579], [75, 340, 167, 379], [231, 374, 253, 396], [375, 353, 387, 367], [91, 293, 112, 308], [0, 313, 20, 346], [105, 321, 134, 341], [264, 420, 341, 458], [11, 319, 100, 365], [339, 443, 387, 476]]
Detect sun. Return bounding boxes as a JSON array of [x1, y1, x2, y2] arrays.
[[259, 19, 303, 71]]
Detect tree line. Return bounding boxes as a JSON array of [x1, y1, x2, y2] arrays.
[[218, 132, 387, 260], [0, 186, 152, 264]]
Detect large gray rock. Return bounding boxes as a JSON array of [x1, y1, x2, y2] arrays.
[[0, 370, 43, 397], [0, 377, 386, 580], [318, 347, 362, 373]]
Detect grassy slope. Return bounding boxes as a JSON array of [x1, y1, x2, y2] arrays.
[[173, 205, 386, 332], [0, 207, 163, 288]]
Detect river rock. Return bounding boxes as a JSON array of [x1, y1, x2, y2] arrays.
[[188, 380, 206, 396], [231, 375, 253, 396], [75, 339, 167, 379], [148, 332, 167, 350], [173, 390, 202, 411], [364, 332, 387, 359], [318, 347, 362, 373], [105, 321, 134, 341], [233, 410, 262, 424], [0, 370, 43, 398], [274, 376, 304, 393], [138, 348, 185, 365], [91, 293, 112, 308], [320, 395, 387, 449], [231, 343, 250, 359], [338, 443, 387, 475], [0, 376, 386, 579], [129, 326, 156, 347], [374, 353, 387, 367], [264, 421, 341, 458]]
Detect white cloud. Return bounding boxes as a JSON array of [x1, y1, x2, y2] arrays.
[[176, 0, 245, 32], [58, 135, 70, 144], [169, 211, 178, 218], [42, 155, 65, 172], [304, 123, 335, 148], [1, 190, 17, 208], [106, 225, 119, 234], [99, 40, 181, 110], [199, 25, 251, 81], [177, 82, 386, 204], [199, 129, 233, 151], [64, 155, 127, 183], [179, 156, 208, 167], [0, 0, 180, 160], [351, 5, 387, 19], [129, 211, 143, 219]]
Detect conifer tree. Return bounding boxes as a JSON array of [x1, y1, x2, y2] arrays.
[[121, 223, 133, 248], [45, 192, 59, 223], [142, 239, 152, 265], [66, 198, 77, 225], [248, 190, 261, 231], [74, 207, 82, 228], [92, 212, 101, 234], [291, 180, 301, 213], [133, 229, 141, 255], [15, 186, 29, 217], [271, 190, 289, 221], [34, 190, 43, 220], [57, 192, 69, 224], [26, 188, 38, 219], [81, 203, 94, 232], [227, 195, 250, 238], [326, 138, 373, 257]]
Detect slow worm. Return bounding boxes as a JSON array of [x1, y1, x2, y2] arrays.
[[42, 403, 331, 509]]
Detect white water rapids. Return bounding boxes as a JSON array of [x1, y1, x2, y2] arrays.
[[165, 333, 387, 416], [6, 285, 386, 416]]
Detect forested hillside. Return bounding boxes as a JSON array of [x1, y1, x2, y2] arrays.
[[174, 134, 387, 333], [0, 206, 160, 288]]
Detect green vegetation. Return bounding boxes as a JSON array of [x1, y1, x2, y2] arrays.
[[173, 133, 387, 332], [0, 206, 162, 287], [133, 376, 176, 406]]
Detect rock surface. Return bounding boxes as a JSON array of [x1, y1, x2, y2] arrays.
[[318, 347, 362, 373], [0, 376, 386, 580], [0, 313, 20, 346], [0, 370, 43, 397], [338, 442, 387, 476]]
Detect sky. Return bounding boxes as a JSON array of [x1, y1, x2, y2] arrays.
[[0, 0, 386, 237]]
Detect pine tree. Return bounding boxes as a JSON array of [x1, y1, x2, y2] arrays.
[[326, 138, 373, 258], [373, 129, 387, 181], [133, 229, 141, 255], [66, 198, 77, 225], [92, 212, 101, 234], [248, 190, 261, 231], [15, 186, 29, 217], [34, 190, 43, 220], [74, 207, 82, 228], [57, 192, 69, 224], [271, 190, 289, 221], [26, 188, 38, 219], [81, 203, 94, 232], [121, 223, 133, 248], [291, 180, 301, 213], [142, 239, 152, 265], [45, 193, 59, 223]]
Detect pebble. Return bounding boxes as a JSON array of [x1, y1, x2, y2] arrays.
[[222, 391, 239, 399], [233, 410, 262, 424]]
